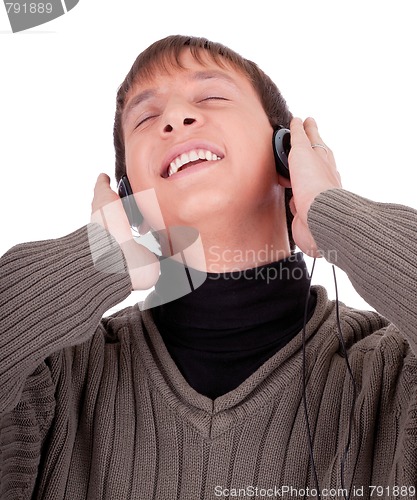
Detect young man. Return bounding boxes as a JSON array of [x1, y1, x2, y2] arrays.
[[1, 35, 416, 500]]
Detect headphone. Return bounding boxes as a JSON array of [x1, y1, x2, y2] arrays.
[[117, 175, 144, 233], [273, 126, 291, 179]]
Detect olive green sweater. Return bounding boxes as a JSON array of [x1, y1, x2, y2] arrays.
[[1, 189, 416, 500]]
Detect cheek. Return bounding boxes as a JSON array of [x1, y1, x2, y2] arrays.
[[124, 141, 151, 188], [124, 140, 167, 229], [234, 122, 275, 172], [234, 129, 277, 198]]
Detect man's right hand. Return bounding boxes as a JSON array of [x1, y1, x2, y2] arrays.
[[91, 173, 160, 290]]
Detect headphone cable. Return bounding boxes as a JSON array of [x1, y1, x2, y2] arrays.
[[302, 260, 358, 500], [332, 265, 358, 500], [302, 257, 321, 499]]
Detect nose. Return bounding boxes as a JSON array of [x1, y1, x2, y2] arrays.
[[160, 97, 202, 134], [163, 117, 196, 133]]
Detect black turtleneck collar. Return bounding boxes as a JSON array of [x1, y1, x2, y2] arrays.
[[151, 252, 316, 399]]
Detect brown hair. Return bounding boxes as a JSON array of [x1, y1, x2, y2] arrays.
[[114, 35, 295, 248]]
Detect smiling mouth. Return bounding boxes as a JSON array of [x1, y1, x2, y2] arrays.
[[164, 148, 223, 178]]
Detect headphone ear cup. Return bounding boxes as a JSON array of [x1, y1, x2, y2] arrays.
[[117, 175, 144, 230], [273, 128, 291, 179]]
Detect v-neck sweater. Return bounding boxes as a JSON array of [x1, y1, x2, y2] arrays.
[[152, 253, 317, 399], [1, 188, 417, 499]]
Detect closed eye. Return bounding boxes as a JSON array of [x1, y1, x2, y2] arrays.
[[199, 96, 229, 102], [135, 115, 158, 129]]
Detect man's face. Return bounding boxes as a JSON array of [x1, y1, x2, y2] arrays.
[[122, 49, 280, 231]]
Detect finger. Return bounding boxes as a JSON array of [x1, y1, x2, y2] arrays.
[[277, 174, 291, 189], [289, 197, 297, 217], [289, 117, 312, 149], [303, 117, 326, 146], [303, 117, 334, 161], [95, 174, 120, 202], [304, 118, 338, 167], [95, 173, 111, 189], [94, 174, 110, 196]]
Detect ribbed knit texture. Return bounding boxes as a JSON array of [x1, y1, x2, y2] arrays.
[[1, 190, 417, 499]]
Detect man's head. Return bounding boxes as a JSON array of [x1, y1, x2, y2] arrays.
[[114, 35, 295, 248]]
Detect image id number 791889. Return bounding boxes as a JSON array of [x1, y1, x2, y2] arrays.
[[369, 485, 416, 497], [5, 3, 53, 14]]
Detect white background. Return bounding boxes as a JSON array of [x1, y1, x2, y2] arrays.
[[1, 0, 416, 313]]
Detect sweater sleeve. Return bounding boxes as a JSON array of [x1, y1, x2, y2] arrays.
[[308, 188, 417, 353], [0, 223, 132, 414]]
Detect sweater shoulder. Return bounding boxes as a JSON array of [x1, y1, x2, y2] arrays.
[[335, 301, 411, 356], [333, 302, 417, 386], [95, 303, 144, 344]]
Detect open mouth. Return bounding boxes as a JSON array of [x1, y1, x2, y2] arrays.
[[163, 148, 223, 178]]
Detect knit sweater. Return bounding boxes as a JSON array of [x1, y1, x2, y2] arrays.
[[1, 189, 416, 500], [152, 253, 317, 399]]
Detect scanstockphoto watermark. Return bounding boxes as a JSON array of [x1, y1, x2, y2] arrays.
[[214, 485, 352, 497], [214, 485, 417, 498], [3, 0, 79, 32]]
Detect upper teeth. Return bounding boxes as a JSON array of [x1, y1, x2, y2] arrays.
[[167, 149, 222, 177]]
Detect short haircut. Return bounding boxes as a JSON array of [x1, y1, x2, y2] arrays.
[[114, 35, 295, 249]]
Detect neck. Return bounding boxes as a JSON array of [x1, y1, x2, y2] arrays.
[[159, 201, 291, 273], [200, 221, 291, 273]]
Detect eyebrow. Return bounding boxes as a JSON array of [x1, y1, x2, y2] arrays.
[[122, 70, 237, 124], [123, 89, 157, 124]]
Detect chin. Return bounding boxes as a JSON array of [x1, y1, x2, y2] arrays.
[[166, 190, 232, 225]]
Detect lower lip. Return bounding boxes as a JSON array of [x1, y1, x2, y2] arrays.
[[164, 160, 222, 181]]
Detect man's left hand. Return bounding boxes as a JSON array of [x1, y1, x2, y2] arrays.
[[282, 117, 342, 257]]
